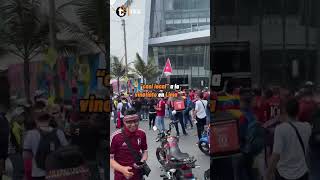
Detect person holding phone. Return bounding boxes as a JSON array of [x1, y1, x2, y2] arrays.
[[110, 108, 148, 180]]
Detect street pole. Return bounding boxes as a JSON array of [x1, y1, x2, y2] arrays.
[[122, 19, 128, 77], [48, 0, 60, 100], [281, 0, 287, 86], [49, 0, 56, 49]]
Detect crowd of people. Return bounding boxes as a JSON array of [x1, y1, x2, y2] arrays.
[[111, 80, 320, 180], [112, 88, 211, 140], [209, 81, 320, 180], [110, 88, 211, 180], [0, 88, 108, 180]]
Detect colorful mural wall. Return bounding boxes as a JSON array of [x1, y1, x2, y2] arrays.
[[8, 53, 102, 101]]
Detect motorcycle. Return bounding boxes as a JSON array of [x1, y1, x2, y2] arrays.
[[153, 121, 200, 180], [198, 126, 210, 156]]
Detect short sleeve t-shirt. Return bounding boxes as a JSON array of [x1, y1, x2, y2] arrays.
[[195, 100, 208, 119], [23, 128, 69, 177], [156, 100, 166, 117], [273, 121, 312, 179], [110, 129, 147, 180], [266, 96, 281, 120]]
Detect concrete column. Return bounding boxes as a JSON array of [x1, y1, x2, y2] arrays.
[[249, 27, 260, 87], [142, 0, 152, 62]]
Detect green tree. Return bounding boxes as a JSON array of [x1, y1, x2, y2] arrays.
[[0, 0, 49, 102], [134, 53, 160, 84], [111, 56, 126, 93], [0, 0, 87, 102]]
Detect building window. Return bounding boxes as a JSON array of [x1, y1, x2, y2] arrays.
[[159, 56, 165, 68]]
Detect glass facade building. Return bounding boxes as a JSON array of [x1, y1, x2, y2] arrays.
[[148, 0, 210, 88], [212, 0, 320, 88]]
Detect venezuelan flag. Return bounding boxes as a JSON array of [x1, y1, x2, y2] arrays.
[[215, 95, 240, 111]]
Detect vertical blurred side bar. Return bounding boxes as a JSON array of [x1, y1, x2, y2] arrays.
[[104, 0, 110, 180]]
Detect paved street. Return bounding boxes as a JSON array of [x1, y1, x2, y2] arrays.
[[110, 117, 210, 180]]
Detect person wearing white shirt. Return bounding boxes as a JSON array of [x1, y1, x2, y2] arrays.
[[116, 97, 132, 128], [265, 98, 311, 180], [193, 92, 208, 141]]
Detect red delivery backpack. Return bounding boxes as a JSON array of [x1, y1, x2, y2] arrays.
[[172, 100, 185, 111]]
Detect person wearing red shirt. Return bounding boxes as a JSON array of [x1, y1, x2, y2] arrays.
[[264, 89, 281, 121], [189, 90, 195, 101], [110, 109, 148, 180], [252, 88, 267, 123], [298, 90, 317, 122], [155, 97, 166, 131]]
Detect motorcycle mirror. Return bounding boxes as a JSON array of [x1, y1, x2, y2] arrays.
[[152, 126, 158, 131]]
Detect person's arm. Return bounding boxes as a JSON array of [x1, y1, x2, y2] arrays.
[[265, 126, 283, 180], [140, 132, 148, 162], [265, 153, 280, 180], [57, 129, 69, 146], [110, 135, 134, 178], [141, 150, 148, 162]]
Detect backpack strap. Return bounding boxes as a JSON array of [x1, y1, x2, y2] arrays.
[[121, 128, 141, 162], [287, 122, 306, 155]]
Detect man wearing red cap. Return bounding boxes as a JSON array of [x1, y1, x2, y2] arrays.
[[110, 108, 148, 180]]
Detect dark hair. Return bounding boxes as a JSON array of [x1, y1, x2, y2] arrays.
[[285, 98, 299, 118], [198, 92, 204, 99], [239, 88, 253, 104], [225, 80, 234, 94], [125, 108, 137, 116]]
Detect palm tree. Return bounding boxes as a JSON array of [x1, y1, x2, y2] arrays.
[[44, 0, 95, 99], [60, 0, 107, 66], [0, 0, 90, 102], [134, 53, 160, 84], [0, 0, 49, 103], [111, 56, 126, 93]]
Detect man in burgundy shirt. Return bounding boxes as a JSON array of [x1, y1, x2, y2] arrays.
[[110, 108, 148, 180]]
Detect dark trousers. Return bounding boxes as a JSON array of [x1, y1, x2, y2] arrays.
[[276, 171, 309, 180], [196, 117, 206, 140], [174, 112, 187, 135], [149, 113, 156, 128]]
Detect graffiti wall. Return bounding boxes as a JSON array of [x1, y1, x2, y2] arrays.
[[8, 53, 102, 100]]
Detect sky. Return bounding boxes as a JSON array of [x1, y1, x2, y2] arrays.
[[110, 0, 147, 65]]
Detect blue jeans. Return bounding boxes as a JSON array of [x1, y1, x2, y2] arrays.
[[156, 116, 165, 131], [183, 109, 193, 128]]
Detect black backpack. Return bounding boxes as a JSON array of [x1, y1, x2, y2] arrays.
[[35, 129, 62, 170]]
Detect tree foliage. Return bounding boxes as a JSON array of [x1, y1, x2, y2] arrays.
[[133, 53, 160, 83]]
